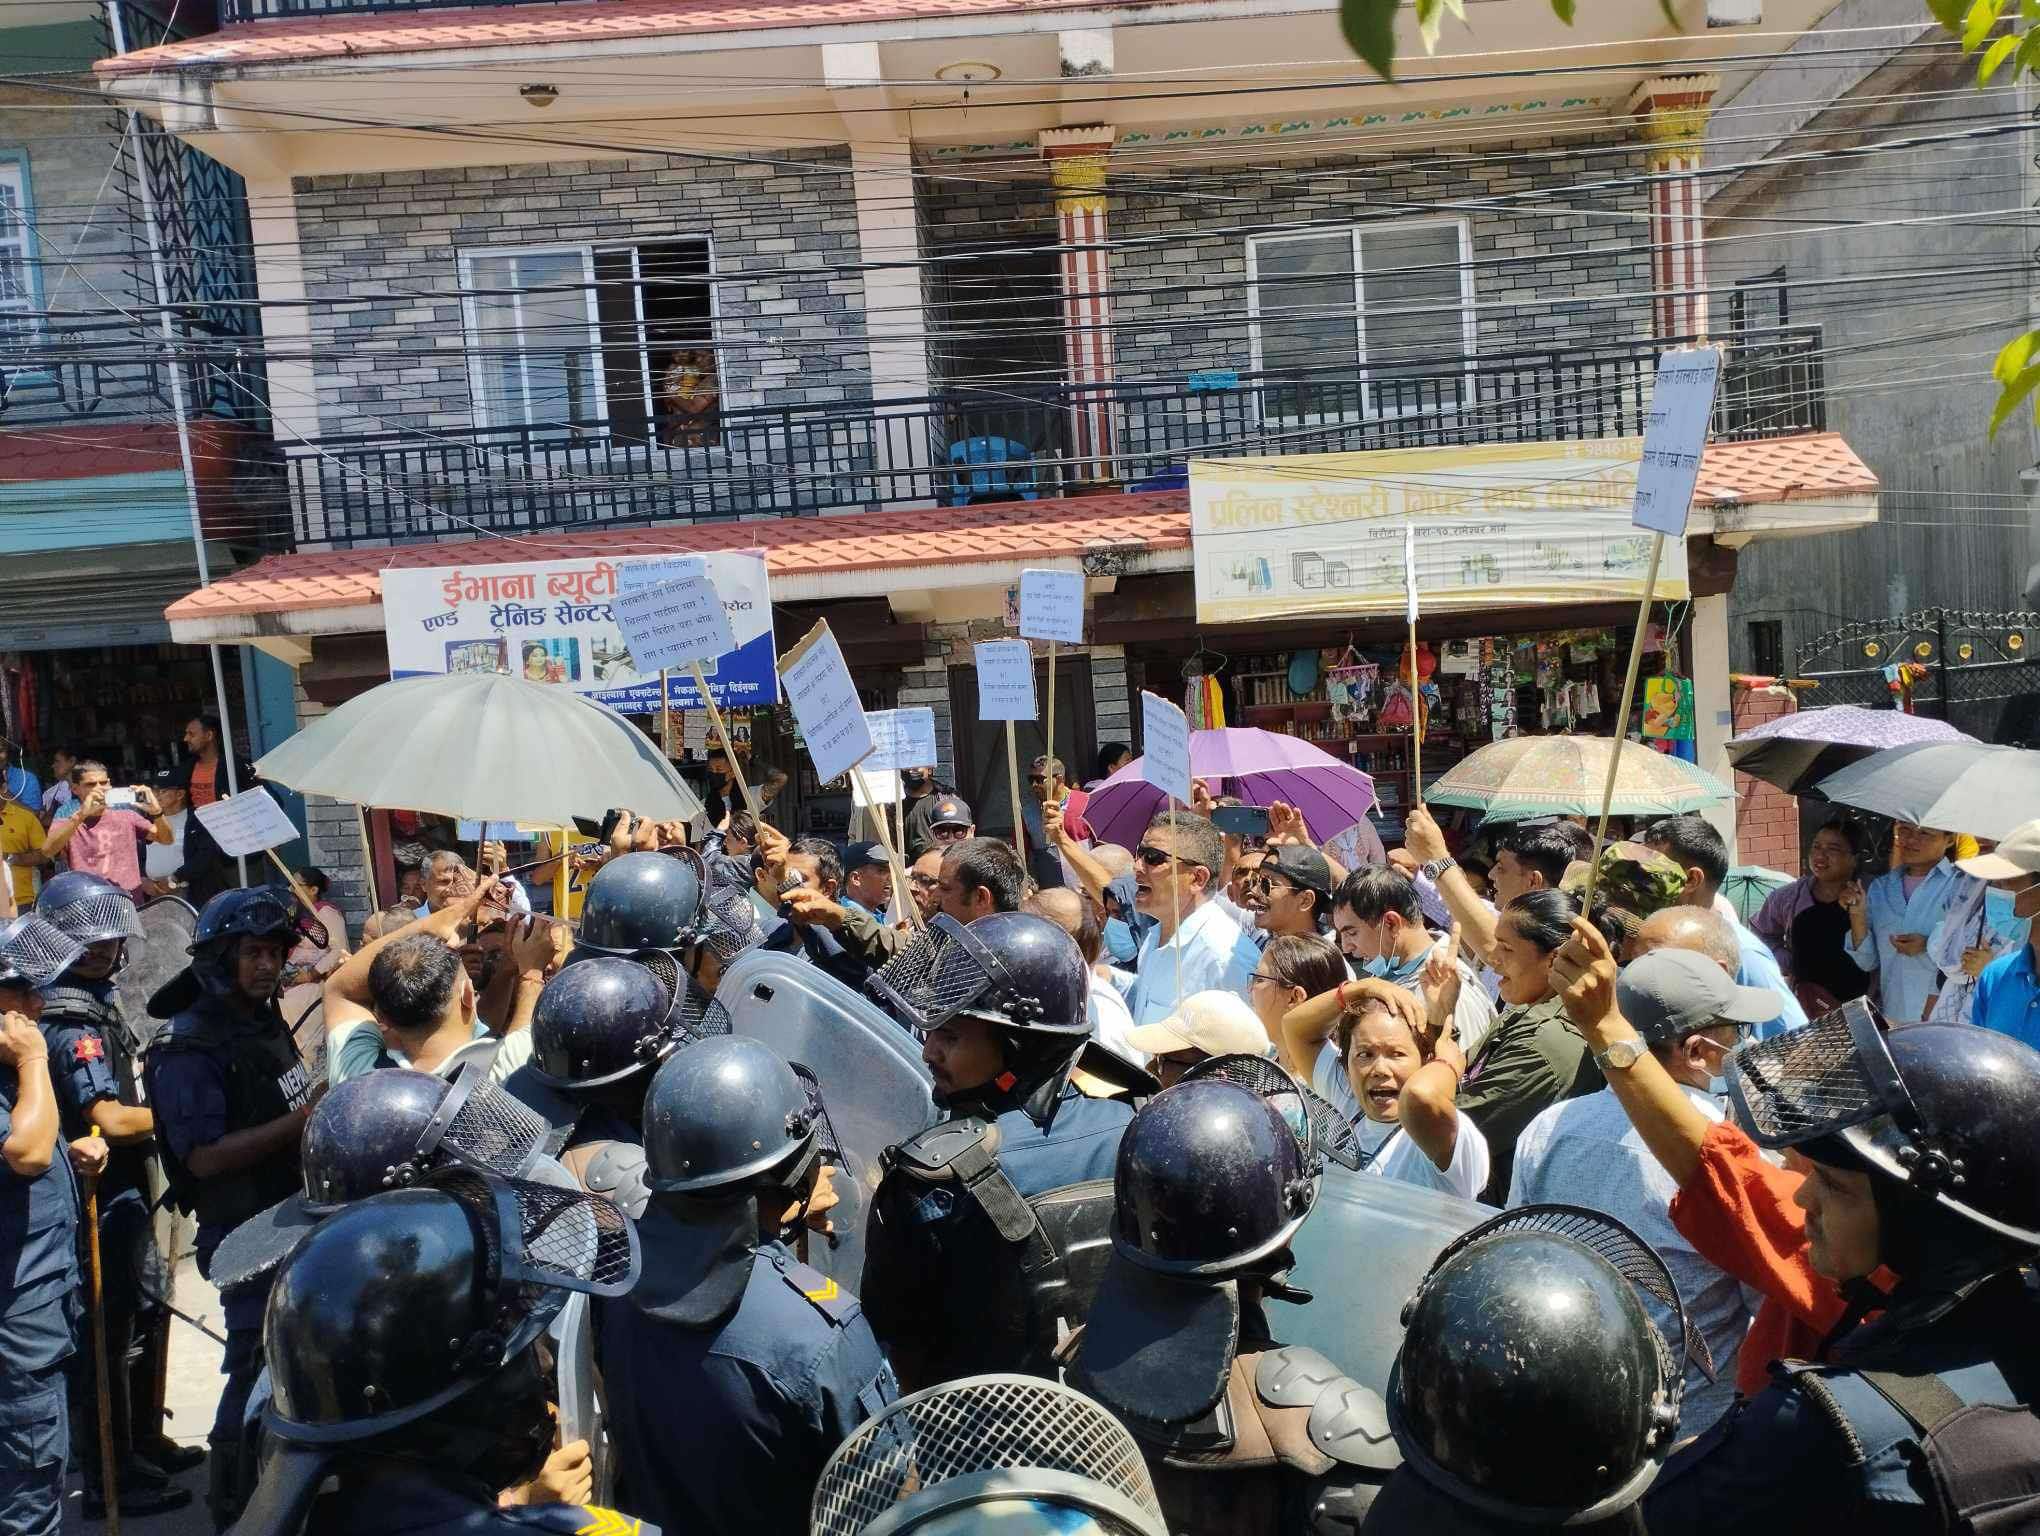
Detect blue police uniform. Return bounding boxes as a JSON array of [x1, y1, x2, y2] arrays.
[[302, 1464, 662, 1536], [0, 1065, 79, 1536], [982, 1087, 1130, 1198], [599, 1239, 896, 1536]]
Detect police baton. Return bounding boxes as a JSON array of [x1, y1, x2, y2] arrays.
[[84, 1124, 122, 1536]]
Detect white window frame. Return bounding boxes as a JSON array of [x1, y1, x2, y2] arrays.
[[592, 233, 719, 430], [0, 155, 44, 359], [1245, 217, 1476, 422], [458, 242, 606, 431]]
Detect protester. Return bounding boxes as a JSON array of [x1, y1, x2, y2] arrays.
[[1122, 811, 1260, 1027], [1561, 839, 1689, 960], [1023, 886, 1139, 1064], [1961, 821, 2040, 1048], [41, 763, 174, 900], [1508, 946, 1772, 1432], [0, 742, 39, 819], [757, 833, 875, 988], [1752, 818, 1870, 1013], [139, 769, 189, 898], [838, 840, 892, 918], [1087, 742, 1131, 789], [1241, 843, 1334, 942], [1019, 754, 1069, 889], [1643, 814, 1805, 1037], [177, 714, 258, 908], [1334, 952, 1488, 1200], [37, 749, 75, 824], [1121, 990, 1271, 1088], [1400, 805, 1583, 968], [0, 776, 45, 913], [905, 848, 942, 922], [930, 835, 1025, 925], [1330, 867, 1496, 1056], [1247, 931, 1346, 1074], [1842, 819, 1963, 1023], [902, 781, 968, 860]]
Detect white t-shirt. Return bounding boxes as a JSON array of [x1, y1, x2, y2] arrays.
[[143, 810, 187, 882], [1351, 1111, 1491, 1202]]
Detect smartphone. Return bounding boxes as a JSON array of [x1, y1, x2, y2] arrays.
[[104, 788, 138, 810], [1211, 804, 1271, 839]]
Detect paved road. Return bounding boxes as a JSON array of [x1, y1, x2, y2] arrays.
[[63, 1257, 224, 1536]]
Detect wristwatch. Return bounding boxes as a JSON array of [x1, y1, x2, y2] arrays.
[[1594, 1037, 1648, 1072], [1419, 856, 1457, 882]]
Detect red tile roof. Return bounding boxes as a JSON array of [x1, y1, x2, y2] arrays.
[[98, 0, 1168, 72], [166, 431, 1878, 625], [0, 424, 190, 483]]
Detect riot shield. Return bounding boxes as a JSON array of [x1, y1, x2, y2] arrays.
[[1277, 1165, 1490, 1398], [120, 895, 197, 1055], [715, 948, 936, 1288]]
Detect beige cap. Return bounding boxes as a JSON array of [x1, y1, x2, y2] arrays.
[[1124, 990, 1273, 1059], [1957, 820, 2040, 882]]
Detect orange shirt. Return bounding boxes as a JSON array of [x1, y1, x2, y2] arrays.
[[188, 758, 220, 809]]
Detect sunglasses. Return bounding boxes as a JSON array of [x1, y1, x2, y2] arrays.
[[1134, 845, 1176, 869]]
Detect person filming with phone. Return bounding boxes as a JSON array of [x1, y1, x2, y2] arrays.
[[40, 761, 173, 901]]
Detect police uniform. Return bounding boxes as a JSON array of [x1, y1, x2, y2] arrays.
[[302, 1466, 662, 1536], [601, 1239, 896, 1535], [38, 978, 169, 1484], [0, 1062, 78, 1536]]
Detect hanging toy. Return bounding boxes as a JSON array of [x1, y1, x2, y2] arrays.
[[1377, 680, 1416, 733]]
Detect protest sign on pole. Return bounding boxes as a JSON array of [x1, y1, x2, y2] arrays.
[[976, 640, 1037, 860], [192, 786, 300, 859], [1019, 568, 1084, 819], [865, 708, 938, 773], [777, 621, 876, 786], [1139, 691, 1194, 1004], [613, 572, 738, 674], [1587, 346, 1722, 901]]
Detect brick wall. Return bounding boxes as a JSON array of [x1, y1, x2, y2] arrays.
[[292, 148, 870, 441], [1731, 683, 1801, 872], [292, 682, 376, 930]]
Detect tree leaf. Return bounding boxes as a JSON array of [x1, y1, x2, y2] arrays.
[[1980, 30, 2020, 80], [1342, 0, 1400, 76], [1962, 0, 2004, 53], [2014, 23, 2040, 74], [1551, 0, 1577, 21], [1417, 0, 1444, 52], [1989, 363, 2040, 437], [1928, 0, 1970, 25], [1659, 0, 1682, 30]]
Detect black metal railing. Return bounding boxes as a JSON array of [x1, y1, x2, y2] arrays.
[[283, 325, 1825, 547], [0, 313, 269, 429]]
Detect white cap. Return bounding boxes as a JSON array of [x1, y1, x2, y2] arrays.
[[1957, 820, 2040, 882], [1123, 990, 1272, 1060]]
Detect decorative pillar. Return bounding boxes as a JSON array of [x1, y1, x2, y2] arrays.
[[1040, 126, 1118, 484], [1629, 75, 1718, 341]]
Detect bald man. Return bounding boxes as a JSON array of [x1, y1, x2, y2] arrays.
[[1633, 906, 1741, 977], [1022, 887, 1139, 1064]]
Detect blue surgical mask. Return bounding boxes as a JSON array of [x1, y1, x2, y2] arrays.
[[1984, 887, 2033, 944], [1363, 949, 1428, 985], [1103, 916, 1141, 966]]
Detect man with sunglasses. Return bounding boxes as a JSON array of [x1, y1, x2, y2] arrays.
[[1123, 813, 1261, 1029], [1240, 845, 1334, 943]]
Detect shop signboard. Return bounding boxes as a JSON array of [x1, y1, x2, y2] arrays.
[[380, 552, 777, 714], [1189, 440, 1692, 625]]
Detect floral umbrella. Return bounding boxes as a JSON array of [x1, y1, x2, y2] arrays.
[[1424, 736, 1731, 822]]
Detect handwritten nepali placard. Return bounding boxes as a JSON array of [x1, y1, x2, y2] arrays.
[[974, 640, 1037, 722], [1017, 568, 1085, 645], [866, 708, 938, 774], [612, 572, 737, 673], [191, 786, 300, 858], [1631, 347, 1722, 538], [456, 820, 523, 842], [1140, 692, 1194, 806], [777, 621, 875, 784]]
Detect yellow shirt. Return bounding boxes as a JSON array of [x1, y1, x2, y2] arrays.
[[0, 799, 44, 907]]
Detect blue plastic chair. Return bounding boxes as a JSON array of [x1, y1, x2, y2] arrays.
[[945, 435, 1041, 506]]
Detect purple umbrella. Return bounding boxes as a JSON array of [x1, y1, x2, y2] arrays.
[[1082, 728, 1378, 848], [1724, 705, 1973, 797]]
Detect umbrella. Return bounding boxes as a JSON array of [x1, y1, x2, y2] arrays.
[[1424, 736, 1731, 821], [255, 672, 701, 827], [1725, 705, 1972, 797], [1812, 741, 2040, 841], [1721, 866, 1792, 925], [1081, 728, 1377, 848]]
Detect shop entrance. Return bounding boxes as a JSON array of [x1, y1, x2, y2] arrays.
[[949, 654, 1095, 840]]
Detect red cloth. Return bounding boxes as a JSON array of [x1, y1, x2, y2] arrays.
[[1062, 786, 1093, 844], [1669, 1120, 1853, 1396]]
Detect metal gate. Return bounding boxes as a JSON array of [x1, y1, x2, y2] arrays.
[[1796, 609, 2040, 746]]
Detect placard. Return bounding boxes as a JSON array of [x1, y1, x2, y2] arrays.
[[1631, 348, 1722, 538], [974, 640, 1038, 722], [777, 621, 874, 784], [851, 769, 902, 808], [1140, 692, 1194, 805], [191, 787, 300, 858], [612, 572, 737, 672], [456, 819, 523, 842], [866, 707, 938, 774], [1018, 568, 1085, 645]]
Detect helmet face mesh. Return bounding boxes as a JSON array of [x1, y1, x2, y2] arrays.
[[0, 916, 85, 988], [811, 1374, 1162, 1536], [866, 915, 997, 1033], [421, 1058, 548, 1178], [41, 891, 144, 947], [698, 879, 764, 964], [1726, 998, 1906, 1150], [1179, 1053, 1324, 1173], [427, 1168, 639, 1299]]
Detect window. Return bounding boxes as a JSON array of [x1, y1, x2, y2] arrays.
[[1730, 268, 1788, 338], [1247, 218, 1473, 418], [0, 157, 38, 351], [460, 237, 715, 439], [1748, 619, 1785, 678]]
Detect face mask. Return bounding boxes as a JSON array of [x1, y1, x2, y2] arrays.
[[1984, 887, 2033, 943], [1103, 916, 1141, 966], [1363, 948, 1427, 985]]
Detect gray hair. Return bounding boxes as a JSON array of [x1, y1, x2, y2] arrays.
[[1636, 906, 1739, 974]]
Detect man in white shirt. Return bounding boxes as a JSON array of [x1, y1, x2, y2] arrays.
[[1023, 886, 1140, 1065], [1508, 947, 1774, 1432], [140, 770, 188, 897], [1124, 811, 1261, 1028]]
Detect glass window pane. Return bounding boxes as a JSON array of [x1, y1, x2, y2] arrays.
[[464, 249, 597, 426], [1358, 223, 1468, 379], [1254, 235, 1359, 375]]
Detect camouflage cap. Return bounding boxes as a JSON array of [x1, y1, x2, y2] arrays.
[[1560, 841, 1688, 940]]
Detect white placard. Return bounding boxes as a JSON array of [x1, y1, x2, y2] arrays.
[[1018, 568, 1085, 645], [866, 707, 938, 774], [974, 640, 1038, 722], [191, 786, 300, 858], [1139, 692, 1194, 805], [851, 769, 902, 808], [612, 573, 737, 672], [1631, 347, 1722, 537], [777, 621, 875, 784], [683, 711, 711, 754]]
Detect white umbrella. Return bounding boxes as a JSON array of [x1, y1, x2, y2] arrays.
[[255, 672, 701, 826]]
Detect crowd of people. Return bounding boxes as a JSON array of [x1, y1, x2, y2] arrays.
[[0, 731, 2037, 1536]]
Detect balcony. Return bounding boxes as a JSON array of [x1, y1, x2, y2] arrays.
[[284, 326, 1826, 549], [0, 314, 269, 430]]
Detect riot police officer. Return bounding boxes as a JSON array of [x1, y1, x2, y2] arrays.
[[144, 888, 316, 1529], [861, 911, 1135, 1389], [0, 915, 83, 1536], [1642, 1010, 2040, 1532], [569, 849, 731, 1030], [229, 1168, 647, 1536], [33, 872, 194, 1516], [598, 1035, 896, 1533], [1065, 1061, 1396, 1535], [1365, 1205, 1700, 1534]]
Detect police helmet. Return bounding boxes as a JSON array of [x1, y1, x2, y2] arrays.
[[186, 887, 300, 999], [867, 911, 1088, 1042], [643, 1035, 821, 1197], [0, 914, 85, 991], [36, 870, 143, 951], [1388, 1206, 1702, 1526], [575, 850, 704, 961], [1728, 1003, 2040, 1252], [527, 955, 675, 1093], [811, 1374, 1167, 1536]]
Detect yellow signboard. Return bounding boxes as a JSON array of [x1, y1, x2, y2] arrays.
[[1190, 439, 1691, 625]]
